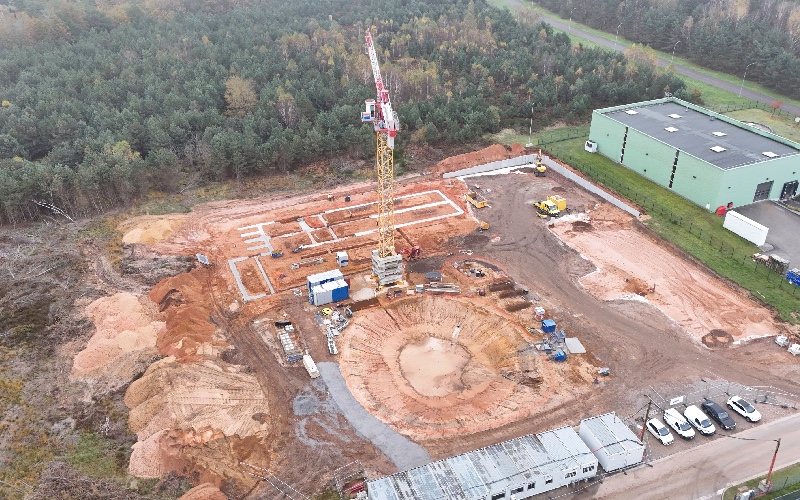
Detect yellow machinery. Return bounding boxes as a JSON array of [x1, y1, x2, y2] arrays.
[[534, 149, 547, 177], [533, 195, 567, 218], [478, 221, 490, 231], [466, 190, 489, 208], [362, 31, 403, 285]]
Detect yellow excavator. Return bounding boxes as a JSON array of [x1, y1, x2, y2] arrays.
[[534, 149, 547, 177]]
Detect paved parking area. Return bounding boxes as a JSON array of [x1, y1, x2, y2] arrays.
[[733, 201, 800, 270]]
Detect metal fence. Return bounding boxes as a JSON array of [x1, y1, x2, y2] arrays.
[[649, 379, 799, 413], [772, 473, 800, 498]]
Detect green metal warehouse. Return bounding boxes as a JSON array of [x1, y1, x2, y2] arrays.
[[587, 97, 800, 210]]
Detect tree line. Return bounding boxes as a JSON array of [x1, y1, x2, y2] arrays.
[[529, 0, 800, 100], [0, 0, 694, 225]]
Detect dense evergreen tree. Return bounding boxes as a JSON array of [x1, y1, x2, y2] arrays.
[[0, 0, 690, 224]]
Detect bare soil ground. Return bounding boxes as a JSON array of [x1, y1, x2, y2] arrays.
[[59, 143, 800, 498]]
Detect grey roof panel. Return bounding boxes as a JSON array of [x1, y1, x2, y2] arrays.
[[604, 102, 800, 169], [581, 413, 644, 456]]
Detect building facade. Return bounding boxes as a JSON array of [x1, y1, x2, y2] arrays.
[[588, 98, 800, 210]]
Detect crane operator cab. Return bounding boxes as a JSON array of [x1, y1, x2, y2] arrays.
[[362, 99, 376, 122]]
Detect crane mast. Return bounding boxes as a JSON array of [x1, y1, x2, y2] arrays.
[[361, 30, 402, 285]]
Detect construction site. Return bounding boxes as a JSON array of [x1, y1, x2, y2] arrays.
[[64, 33, 800, 500]]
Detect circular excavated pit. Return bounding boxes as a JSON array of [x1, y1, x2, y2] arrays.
[[399, 337, 470, 397], [339, 295, 561, 440]]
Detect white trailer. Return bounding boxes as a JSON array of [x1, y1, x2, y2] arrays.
[[303, 354, 320, 379]]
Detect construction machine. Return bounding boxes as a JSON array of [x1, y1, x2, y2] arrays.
[[362, 30, 403, 286], [478, 221, 490, 231], [465, 190, 489, 208], [533, 195, 567, 218], [400, 245, 421, 259], [534, 149, 547, 177]]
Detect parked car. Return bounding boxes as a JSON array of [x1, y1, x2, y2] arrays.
[[701, 401, 736, 430], [684, 405, 716, 435], [727, 396, 762, 423], [663, 408, 695, 440], [646, 418, 674, 445]]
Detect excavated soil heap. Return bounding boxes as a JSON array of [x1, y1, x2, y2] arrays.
[[340, 295, 556, 440], [149, 269, 219, 362], [431, 143, 525, 174], [120, 214, 188, 244], [71, 292, 163, 387], [125, 357, 270, 479]]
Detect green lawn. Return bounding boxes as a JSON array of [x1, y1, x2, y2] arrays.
[[723, 461, 800, 500]]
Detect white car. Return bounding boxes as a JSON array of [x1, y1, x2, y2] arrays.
[[663, 408, 695, 440], [646, 418, 674, 445], [684, 405, 716, 435], [727, 396, 762, 422]]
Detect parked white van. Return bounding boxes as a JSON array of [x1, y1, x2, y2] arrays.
[[684, 405, 716, 436], [663, 408, 695, 440]]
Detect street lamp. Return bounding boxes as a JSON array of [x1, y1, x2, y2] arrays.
[[527, 104, 534, 148], [569, 7, 577, 29], [614, 22, 623, 50], [670, 40, 680, 65], [739, 62, 757, 96]]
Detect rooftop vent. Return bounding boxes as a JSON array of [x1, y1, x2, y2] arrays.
[[624, 109, 639, 115], [712, 131, 727, 137], [665, 127, 679, 132], [710, 146, 727, 153], [762, 151, 778, 158], [668, 113, 682, 119]]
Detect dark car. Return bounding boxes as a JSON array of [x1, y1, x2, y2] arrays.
[[702, 401, 736, 430]]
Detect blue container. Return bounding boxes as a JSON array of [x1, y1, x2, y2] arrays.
[[331, 283, 349, 302], [553, 349, 567, 362], [788, 268, 800, 287], [542, 319, 556, 333]]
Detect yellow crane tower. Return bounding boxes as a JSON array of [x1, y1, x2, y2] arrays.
[[361, 30, 403, 285]]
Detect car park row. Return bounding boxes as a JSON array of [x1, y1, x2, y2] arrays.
[[647, 396, 762, 446]]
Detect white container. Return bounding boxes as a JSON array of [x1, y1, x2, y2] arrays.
[[303, 354, 320, 379], [336, 251, 349, 267]]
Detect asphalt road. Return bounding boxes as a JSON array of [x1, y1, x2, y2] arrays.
[[499, 0, 800, 117], [733, 201, 800, 269], [575, 412, 800, 500]]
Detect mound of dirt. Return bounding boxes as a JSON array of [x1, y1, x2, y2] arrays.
[[623, 277, 652, 296], [180, 483, 227, 500], [702, 329, 734, 348], [149, 270, 219, 362], [71, 292, 163, 383], [120, 215, 188, 244], [431, 144, 524, 174], [125, 357, 270, 479]]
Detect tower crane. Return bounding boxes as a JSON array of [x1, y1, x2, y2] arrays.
[[361, 30, 403, 285]]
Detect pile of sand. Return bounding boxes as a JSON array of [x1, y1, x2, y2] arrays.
[[149, 270, 219, 362], [125, 357, 270, 478], [71, 292, 163, 380], [120, 215, 188, 244], [180, 483, 227, 500]]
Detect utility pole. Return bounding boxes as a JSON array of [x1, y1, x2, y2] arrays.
[[638, 399, 652, 441], [766, 438, 781, 491]]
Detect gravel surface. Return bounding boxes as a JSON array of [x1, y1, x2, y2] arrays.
[[317, 362, 431, 470]]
